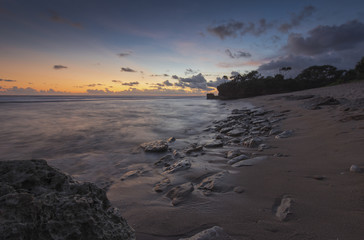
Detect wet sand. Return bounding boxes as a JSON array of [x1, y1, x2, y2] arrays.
[[108, 82, 364, 240]]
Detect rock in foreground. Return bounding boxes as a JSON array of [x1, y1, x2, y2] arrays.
[[140, 140, 168, 152], [0, 160, 135, 240]]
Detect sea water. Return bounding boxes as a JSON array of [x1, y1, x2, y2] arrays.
[[0, 95, 251, 184]]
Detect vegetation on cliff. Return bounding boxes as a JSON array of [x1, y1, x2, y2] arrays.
[[217, 57, 364, 99]]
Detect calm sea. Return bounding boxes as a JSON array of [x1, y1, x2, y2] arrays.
[[0, 95, 252, 184]]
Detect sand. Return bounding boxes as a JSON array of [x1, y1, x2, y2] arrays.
[[109, 82, 364, 240]]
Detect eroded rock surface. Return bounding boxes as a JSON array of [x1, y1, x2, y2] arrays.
[[140, 140, 168, 152], [0, 159, 135, 240], [165, 182, 194, 206]]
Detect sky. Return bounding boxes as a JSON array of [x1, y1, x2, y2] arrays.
[[1, 0, 364, 95]]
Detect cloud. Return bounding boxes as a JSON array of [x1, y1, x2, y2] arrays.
[[162, 80, 173, 86], [279, 5, 315, 33], [217, 60, 263, 68], [207, 18, 273, 39], [117, 51, 132, 57], [185, 68, 199, 75], [53, 65, 68, 70], [225, 49, 252, 59], [175, 73, 215, 91], [121, 67, 137, 72], [150, 74, 170, 77], [0, 86, 66, 95], [122, 81, 139, 86], [284, 20, 364, 55], [207, 77, 228, 88], [0, 78, 16, 82], [171, 75, 179, 79], [49, 11, 82, 29]]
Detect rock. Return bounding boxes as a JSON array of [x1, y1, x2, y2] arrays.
[[197, 171, 232, 193], [167, 137, 176, 143], [275, 195, 294, 221], [153, 178, 171, 192], [233, 186, 245, 193], [0, 160, 135, 240], [140, 140, 168, 152], [165, 182, 194, 206], [269, 129, 282, 136], [275, 130, 294, 139], [220, 127, 234, 134], [179, 226, 233, 240], [173, 150, 184, 158], [155, 154, 175, 167], [226, 128, 246, 137], [350, 165, 362, 173], [232, 156, 267, 167], [243, 137, 263, 148], [185, 144, 204, 154], [163, 159, 191, 174], [225, 149, 243, 159], [258, 144, 270, 151], [120, 169, 143, 181], [204, 140, 223, 148], [227, 154, 249, 165], [305, 96, 340, 110]]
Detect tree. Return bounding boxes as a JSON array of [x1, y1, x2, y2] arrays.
[[355, 57, 364, 79]]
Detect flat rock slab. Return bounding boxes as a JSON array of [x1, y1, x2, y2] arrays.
[[179, 226, 233, 240], [165, 182, 194, 206], [232, 156, 268, 167], [0, 160, 135, 240], [140, 140, 168, 152]]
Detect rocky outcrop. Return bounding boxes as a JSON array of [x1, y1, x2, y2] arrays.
[[0, 160, 135, 240], [197, 171, 232, 193], [165, 182, 194, 206]]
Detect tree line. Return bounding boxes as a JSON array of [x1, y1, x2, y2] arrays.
[[216, 57, 364, 99]]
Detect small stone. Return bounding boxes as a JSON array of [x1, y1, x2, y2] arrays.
[[232, 156, 267, 167], [153, 178, 171, 192], [226, 128, 246, 137], [233, 186, 245, 193], [275, 196, 293, 221], [197, 171, 232, 193], [155, 154, 175, 167], [226, 149, 243, 159], [179, 226, 233, 240], [350, 165, 362, 173], [227, 154, 249, 165], [243, 137, 263, 148], [167, 137, 176, 143], [269, 129, 282, 136], [275, 130, 294, 139]]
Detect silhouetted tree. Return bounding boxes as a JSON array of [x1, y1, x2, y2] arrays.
[[355, 57, 364, 79]]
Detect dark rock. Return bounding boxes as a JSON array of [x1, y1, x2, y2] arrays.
[[155, 154, 175, 167], [140, 140, 168, 152], [274, 195, 294, 221], [165, 182, 194, 206], [226, 128, 246, 137], [0, 160, 135, 240], [350, 165, 362, 173], [225, 149, 243, 159], [233, 186, 245, 193], [185, 144, 204, 154], [120, 169, 144, 181], [305, 96, 340, 110], [243, 137, 263, 148], [227, 154, 249, 165], [275, 130, 294, 139], [232, 156, 267, 167]]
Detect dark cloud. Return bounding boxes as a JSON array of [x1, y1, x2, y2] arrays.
[[150, 74, 170, 77], [279, 6, 315, 33], [1, 86, 65, 94], [171, 75, 179, 79], [112, 80, 122, 83], [53, 65, 68, 70], [207, 77, 228, 88], [185, 68, 199, 75], [0, 78, 16, 82], [122, 81, 139, 86], [225, 49, 252, 59], [163, 80, 173, 86], [117, 51, 132, 57], [49, 11, 82, 29], [175, 73, 213, 90], [207, 18, 273, 39], [284, 20, 364, 55], [121, 67, 137, 72], [87, 83, 104, 87]]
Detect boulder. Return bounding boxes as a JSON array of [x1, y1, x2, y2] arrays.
[[165, 182, 194, 206], [227, 154, 249, 165], [155, 154, 175, 167], [204, 140, 223, 148], [140, 140, 168, 152], [179, 226, 233, 240], [0, 160, 135, 240]]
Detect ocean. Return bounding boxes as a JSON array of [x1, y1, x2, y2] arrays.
[[0, 95, 252, 186]]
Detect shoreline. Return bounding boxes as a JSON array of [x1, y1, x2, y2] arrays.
[[116, 81, 364, 239]]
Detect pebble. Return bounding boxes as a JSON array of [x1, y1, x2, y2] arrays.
[[350, 165, 362, 173]]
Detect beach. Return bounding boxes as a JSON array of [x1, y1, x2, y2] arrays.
[[1, 82, 364, 239], [108, 82, 364, 240]]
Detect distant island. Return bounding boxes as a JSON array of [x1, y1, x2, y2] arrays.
[[208, 57, 364, 100]]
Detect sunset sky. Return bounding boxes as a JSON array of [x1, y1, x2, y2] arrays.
[[1, 0, 364, 95]]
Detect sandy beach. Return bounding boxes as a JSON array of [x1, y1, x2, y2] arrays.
[[106, 81, 364, 240]]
